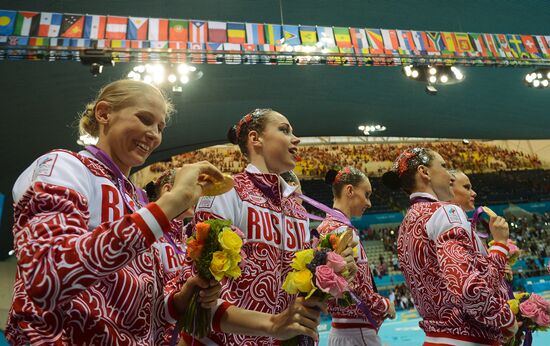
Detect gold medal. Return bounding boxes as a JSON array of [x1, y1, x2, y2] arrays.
[[200, 174, 234, 196]]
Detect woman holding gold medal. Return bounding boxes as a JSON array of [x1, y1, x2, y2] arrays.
[[382, 148, 518, 346], [6, 81, 322, 346]]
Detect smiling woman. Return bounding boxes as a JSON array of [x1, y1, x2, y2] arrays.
[[5, 79, 230, 345]]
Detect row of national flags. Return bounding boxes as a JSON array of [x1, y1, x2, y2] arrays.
[[1, 9, 550, 59]]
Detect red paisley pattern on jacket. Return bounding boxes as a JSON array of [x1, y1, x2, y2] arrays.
[[397, 194, 514, 343], [317, 215, 389, 327], [5, 150, 183, 345], [184, 165, 310, 345]]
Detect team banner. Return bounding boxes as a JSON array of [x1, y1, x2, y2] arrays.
[[1, 9, 550, 64]]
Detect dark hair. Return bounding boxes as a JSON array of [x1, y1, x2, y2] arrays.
[[382, 147, 436, 194], [145, 169, 176, 202], [325, 166, 367, 198], [281, 170, 300, 186], [227, 108, 274, 157]]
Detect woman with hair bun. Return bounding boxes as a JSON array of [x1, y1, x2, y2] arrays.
[[382, 148, 518, 346], [183, 108, 327, 345], [318, 167, 395, 346]]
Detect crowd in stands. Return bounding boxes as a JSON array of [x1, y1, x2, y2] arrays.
[[389, 284, 415, 311], [147, 141, 543, 179]]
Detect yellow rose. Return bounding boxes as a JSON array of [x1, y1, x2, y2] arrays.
[[225, 256, 242, 279], [218, 227, 243, 254], [291, 249, 314, 271], [508, 299, 519, 315], [210, 251, 231, 281]]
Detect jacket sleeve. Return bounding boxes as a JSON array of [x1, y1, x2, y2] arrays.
[[428, 204, 515, 329], [12, 152, 171, 311]]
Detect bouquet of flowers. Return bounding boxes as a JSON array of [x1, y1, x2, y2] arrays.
[[489, 239, 521, 282], [181, 219, 245, 339], [505, 292, 550, 346], [281, 230, 354, 346]]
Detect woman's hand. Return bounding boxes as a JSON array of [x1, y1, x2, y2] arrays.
[[386, 301, 396, 320], [340, 240, 359, 282], [172, 277, 221, 314], [489, 215, 509, 244], [156, 161, 224, 220], [268, 296, 326, 341]]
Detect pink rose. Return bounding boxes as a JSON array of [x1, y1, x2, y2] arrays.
[[326, 251, 346, 274], [506, 239, 520, 256], [316, 265, 348, 298], [533, 310, 550, 327], [530, 294, 550, 312], [520, 300, 541, 319]]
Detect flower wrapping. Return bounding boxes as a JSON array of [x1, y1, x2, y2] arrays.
[[180, 219, 245, 339]]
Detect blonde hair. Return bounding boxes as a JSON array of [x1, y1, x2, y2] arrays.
[[78, 79, 174, 137]]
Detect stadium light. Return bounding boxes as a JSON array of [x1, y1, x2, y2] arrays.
[[524, 68, 550, 89], [128, 63, 202, 92], [358, 124, 387, 136], [402, 65, 465, 95]]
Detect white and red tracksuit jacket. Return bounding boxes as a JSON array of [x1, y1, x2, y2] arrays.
[[398, 192, 514, 346], [5, 149, 188, 345], [183, 164, 310, 345], [317, 215, 389, 330]]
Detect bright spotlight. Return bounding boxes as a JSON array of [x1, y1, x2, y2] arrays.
[[411, 70, 419, 78], [440, 75, 449, 83], [180, 75, 190, 84], [168, 74, 177, 83], [429, 67, 437, 75], [429, 75, 437, 84]]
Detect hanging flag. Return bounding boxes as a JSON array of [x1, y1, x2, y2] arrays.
[[84, 15, 106, 39], [90, 39, 109, 48], [282, 25, 300, 45], [535, 35, 550, 58], [71, 38, 90, 48], [50, 37, 72, 47], [426, 32, 445, 52], [494, 34, 514, 58], [38, 12, 62, 37], [111, 39, 127, 48], [455, 33, 474, 54], [150, 41, 168, 48], [350, 27, 369, 54], [242, 43, 258, 64], [149, 18, 168, 41], [469, 33, 489, 57], [245, 23, 264, 44], [130, 40, 150, 48], [7, 36, 29, 46], [0, 10, 16, 35], [128, 17, 148, 40], [366, 28, 384, 54], [333, 27, 352, 48], [29, 37, 49, 46], [169, 19, 188, 42], [381, 29, 400, 53], [265, 24, 282, 45], [168, 40, 185, 49], [105, 16, 128, 40], [397, 30, 416, 52], [188, 42, 206, 63], [316, 26, 336, 48], [299, 26, 317, 46], [506, 34, 529, 59], [440, 32, 459, 54], [13, 11, 39, 36], [520, 35, 539, 55], [483, 33, 501, 57], [208, 21, 227, 43], [60, 14, 85, 38], [227, 22, 246, 44], [189, 21, 208, 43], [223, 42, 241, 51]]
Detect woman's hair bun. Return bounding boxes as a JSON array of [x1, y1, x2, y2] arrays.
[[227, 125, 238, 144], [381, 171, 402, 190], [144, 181, 157, 201], [325, 169, 338, 185]]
